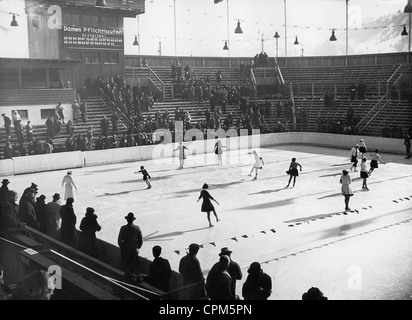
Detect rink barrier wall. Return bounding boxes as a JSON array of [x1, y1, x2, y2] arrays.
[[0, 133, 406, 176]]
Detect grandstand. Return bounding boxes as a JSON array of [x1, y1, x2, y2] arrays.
[[0, 0, 412, 303]]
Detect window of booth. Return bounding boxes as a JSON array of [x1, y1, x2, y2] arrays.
[[21, 68, 47, 89], [83, 14, 99, 28], [41, 109, 56, 119], [0, 68, 19, 89], [84, 52, 101, 64], [101, 16, 118, 29], [14, 109, 28, 120], [103, 52, 120, 64], [64, 51, 82, 61], [63, 12, 80, 26]]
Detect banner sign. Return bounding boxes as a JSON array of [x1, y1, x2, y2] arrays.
[[62, 25, 124, 49]]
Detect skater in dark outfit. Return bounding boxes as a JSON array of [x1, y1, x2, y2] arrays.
[[174, 142, 189, 169], [136, 166, 152, 189], [340, 170, 353, 211], [360, 157, 369, 191], [368, 149, 385, 176], [349, 144, 359, 172], [285, 158, 302, 188], [197, 183, 220, 228]]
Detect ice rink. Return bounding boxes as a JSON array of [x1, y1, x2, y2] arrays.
[[5, 144, 412, 300]]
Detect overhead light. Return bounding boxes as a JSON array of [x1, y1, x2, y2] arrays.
[[133, 35, 139, 45], [405, 0, 412, 13], [10, 14, 18, 27], [223, 41, 229, 50], [294, 36, 299, 45], [330, 29, 337, 41], [274, 31, 280, 39], [96, 0, 106, 6], [402, 25, 408, 36], [235, 20, 243, 34]]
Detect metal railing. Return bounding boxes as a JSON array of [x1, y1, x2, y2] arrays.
[[147, 66, 165, 99]]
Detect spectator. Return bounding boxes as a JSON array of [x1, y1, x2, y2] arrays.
[[302, 287, 328, 300], [46, 193, 62, 239], [25, 121, 33, 142], [60, 197, 77, 247], [0, 190, 20, 236], [206, 255, 236, 300], [111, 112, 119, 135], [242, 262, 272, 300], [218, 247, 242, 295], [66, 120, 74, 136], [56, 102, 65, 124], [72, 100, 80, 124], [100, 116, 109, 137], [45, 116, 54, 138], [3, 141, 13, 159], [147, 245, 172, 292], [78, 207, 101, 258], [1, 113, 12, 139], [35, 195, 47, 234], [12, 110, 22, 136], [118, 212, 143, 280], [10, 270, 55, 300], [18, 188, 38, 230], [0, 178, 10, 204], [80, 101, 87, 122], [178, 243, 205, 300], [404, 133, 411, 159]]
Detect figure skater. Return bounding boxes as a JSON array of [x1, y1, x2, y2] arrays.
[[174, 142, 189, 169], [62, 171, 77, 200], [349, 144, 359, 172], [248, 150, 265, 180], [197, 183, 220, 228], [359, 139, 367, 158], [285, 157, 302, 188], [368, 149, 385, 176], [360, 157, 369, 191], [340, 170, 353, 211], [136, 166, 152, 189], [214, 138, 225, 165]]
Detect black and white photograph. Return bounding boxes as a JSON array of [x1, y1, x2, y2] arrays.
[[0, 0, 411, 311]]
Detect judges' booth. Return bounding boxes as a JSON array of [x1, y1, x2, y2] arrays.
[[24, 0, 145, 91]]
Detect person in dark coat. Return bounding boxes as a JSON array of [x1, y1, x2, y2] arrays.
[[100, 116, 109, 137], [2, 113, 12, 139], [178, 243, 206, 300], [0, 179, 10, 204], [18, 188, 38, 230], [197, 183, 220, 228], [3, 141, 13, 159], [60, 197, 77, 247], [205, 255, 235, 300], [302, 287, 328, 300], [35, 195, 48, 234], [242, 262, 272, 300], [117, 212, 143, 279], [111, 113, 119, 135], [0, 190, 19, 236], [147, 245, 172, 292], [78, 207, 101, 258], [219, 247, 242, 296]]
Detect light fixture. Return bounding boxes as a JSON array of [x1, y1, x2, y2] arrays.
[[32, 15, 40, 30], [294, 36, 299, 45], [10, 13, 18, 27], [96, 0, 106, 6], [235, 20, 243, 34], [330, 29, 337, 41], [274, 31, 280, 39], [402, 25, 408, 36], [133, 35, 139, 45], [405, 0, 412, 13], [223, 41, 229, 50]]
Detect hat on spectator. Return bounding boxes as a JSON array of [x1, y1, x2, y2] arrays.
[[247, 262, 262, 274], [125, 212, 136, 221], [219, 247, 233, 256], [30, 183, 38, 190], [52, 193, 61, 200], [2, 179, 9, 185]]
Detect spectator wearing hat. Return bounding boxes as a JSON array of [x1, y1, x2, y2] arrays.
[[2, 113, 11, 139], [197, 183, 220, 228], [46, 193, 62, 239], [219, 247, 242, 295], [117, 212, 143, 279], [18, 188, 38, 230], [0, 190, 20, 236], [178, 243, 206, 300], [3, 141, 13, 159], [205, 255, 235, 300], [35, 195, 47, 234], [340, 170, 353, 212], [62, 171, 77, 200], [302, 287, 328, 300], [78, 207, 101, 258], [22, 183, 39, 202], [0, 179, 10, 204], [60, 197, 76, 247], [147, 246, 172, 292], [349, 144, 359, 172], [242, 262, 272, 300]]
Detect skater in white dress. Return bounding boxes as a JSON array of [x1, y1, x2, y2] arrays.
[[248, 150, 264, 180], [174, 142, 189, 169], [62, 171, 77, 200]]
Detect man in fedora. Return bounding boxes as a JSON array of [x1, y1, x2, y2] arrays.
[[0, 179, 10, 203], [242, 262, 272, 300], [219, 247, 242, 296], [46, 193, 62, 239], [118, 212, 143, 280]]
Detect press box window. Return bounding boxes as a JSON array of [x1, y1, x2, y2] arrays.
[[101, 16, 118, 29], [14, 110, 29, 120], [83, 14, 99, 27], [84, 52, 101, 64], [103, 52, 119, 64]]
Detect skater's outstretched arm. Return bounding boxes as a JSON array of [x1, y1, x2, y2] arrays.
[[298, 163, 302, 171], [260, 157, 265, 166]]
